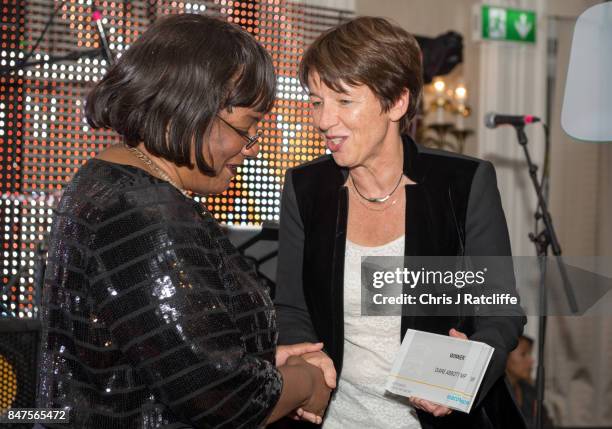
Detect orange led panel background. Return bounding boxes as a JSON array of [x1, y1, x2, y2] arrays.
[[0, 0, 353, 318]]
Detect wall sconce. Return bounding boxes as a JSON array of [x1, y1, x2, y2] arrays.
[[424, 78, 474, 153]]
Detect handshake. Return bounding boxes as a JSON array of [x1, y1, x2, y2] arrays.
[[270, 329, 468, 425], [275, 342, 337, 425]]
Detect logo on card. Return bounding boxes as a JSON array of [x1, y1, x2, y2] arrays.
[[446, 394, 470, 406]]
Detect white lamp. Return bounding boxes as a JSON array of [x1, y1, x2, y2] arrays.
[[561, 2, 612, 142]]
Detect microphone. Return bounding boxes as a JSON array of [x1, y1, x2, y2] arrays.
[[92, 10, 114, 66], [484, 112, 541, 129]]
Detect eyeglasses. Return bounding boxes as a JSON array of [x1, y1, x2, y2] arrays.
[[216, 115, 262, 150]]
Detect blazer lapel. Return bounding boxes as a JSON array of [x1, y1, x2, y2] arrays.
[[401, 137, 462, 338]]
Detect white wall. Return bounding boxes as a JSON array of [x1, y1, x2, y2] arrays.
[[354, 0, 611, 425], [357, 0, 547, 257]]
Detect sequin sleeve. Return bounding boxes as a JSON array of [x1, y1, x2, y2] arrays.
[[87, 187, 282, 428]]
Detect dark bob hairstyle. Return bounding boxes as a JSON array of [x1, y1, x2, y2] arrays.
[[86, 14, 275, 174], [299, 17, 423, 133]]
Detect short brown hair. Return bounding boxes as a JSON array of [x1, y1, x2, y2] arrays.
[[86, 14, 275, 174], [299, 16, 423, 133]]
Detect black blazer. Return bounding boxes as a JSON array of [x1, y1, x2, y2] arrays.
[[274, 135, 527, 429]]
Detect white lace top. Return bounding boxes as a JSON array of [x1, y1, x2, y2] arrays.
[[323, 236, 422, 429]]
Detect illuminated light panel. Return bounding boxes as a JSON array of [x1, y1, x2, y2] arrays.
[[0, 0, 353, 318]]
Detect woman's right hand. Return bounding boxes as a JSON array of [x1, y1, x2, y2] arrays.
[[287, 355, 332, 422], [300, 351, 337, 389]]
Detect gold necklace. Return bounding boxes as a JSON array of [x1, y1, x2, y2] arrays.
[[124, 144, 192, 199]]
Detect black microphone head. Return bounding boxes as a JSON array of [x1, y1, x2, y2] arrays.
[[484, 112, 496, 129]]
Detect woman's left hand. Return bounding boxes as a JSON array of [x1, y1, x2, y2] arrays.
[[409, 328, 468, 417], [409, 397, 453, 417]]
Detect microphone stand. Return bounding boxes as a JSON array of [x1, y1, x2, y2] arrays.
[[0, 9, 114, 76], [514, 125, 578, 429]]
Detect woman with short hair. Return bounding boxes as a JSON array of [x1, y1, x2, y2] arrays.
[[275, 16, 526, 429], [37, 14, 331, 428]]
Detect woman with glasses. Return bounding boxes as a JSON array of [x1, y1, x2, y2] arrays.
[[37, 14, 333, 428]]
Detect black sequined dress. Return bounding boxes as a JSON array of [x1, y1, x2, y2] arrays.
[[37, 159, 282, 428]]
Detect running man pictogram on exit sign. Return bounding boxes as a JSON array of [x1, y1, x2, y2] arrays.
[[476, 5, 536, 44]]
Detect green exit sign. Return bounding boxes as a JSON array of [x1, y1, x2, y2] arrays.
[[479, 5, 536, 43]]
